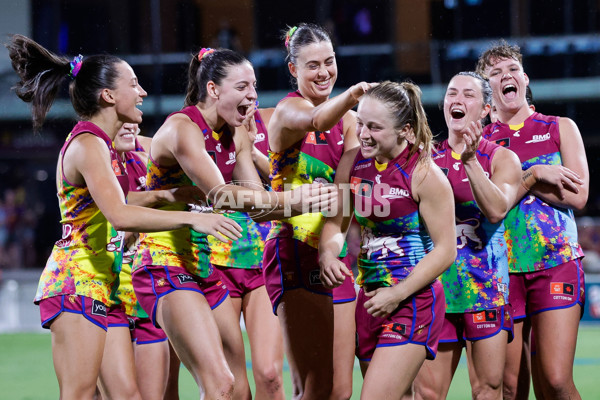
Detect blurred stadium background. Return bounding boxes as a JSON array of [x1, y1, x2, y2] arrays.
[[0, 0, 599, 331]]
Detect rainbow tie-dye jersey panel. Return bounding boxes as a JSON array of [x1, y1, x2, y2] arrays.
[[208, 108, 270, 269], [268, 91, 345, 249], [113, 150, 148, 317], [351, 147, 433, 287], [433, 139, 508, 313], [483, 112, 583, 273], [34, 122, 129, 305], [134, 155, 212, 278]]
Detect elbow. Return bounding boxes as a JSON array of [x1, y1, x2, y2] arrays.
[[572, 197, 588, 212], [487, 212, 506, 225], [108, 216, 129, 232]]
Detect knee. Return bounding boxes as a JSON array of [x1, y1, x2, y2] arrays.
[[541, 371, 576, 398], [414, 384, 443, 400], [254, 364, 283, 393], [472, 381, 502, 400], [202, 370, 235, 399], [329, 385, 352, 400]]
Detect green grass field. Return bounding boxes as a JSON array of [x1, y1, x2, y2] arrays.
[[1, 325, 599, 399]]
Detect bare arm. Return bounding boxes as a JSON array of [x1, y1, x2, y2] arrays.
[[461, 122, 522, 223], [268, 82, 372, 152], [524, 117, 588, 210], [66, 134, 241, 241], [364, 161, 457, 318], [318, 147, 360, 288]]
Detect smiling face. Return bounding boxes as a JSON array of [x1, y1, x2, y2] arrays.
[[484, 56, 529, 116], [356, 97, 409, 164], [289, 41, 337, 104], [212, 61, 257, 128], [111, 61, 147, 124], [444, 75, 490, 135], [113, 123, 139, 153]]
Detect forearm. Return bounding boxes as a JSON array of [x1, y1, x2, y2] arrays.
[[530, 182, 588, 210], [312, 89, 358, 132], [392, 245, 456, 301], [127, 190, 169, 207], [251, 147, 271, 182], [318, 221, 346, 262], [110, 205, 192, 232], [463, 159, 510, 222]]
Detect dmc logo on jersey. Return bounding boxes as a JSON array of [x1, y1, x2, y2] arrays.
[[382, 187, 410, 199], [306, 131, 328, 145], [526, 132, 551, 144], [91, 300, 107, 317], [472, 309, 497, 323], [382, 323, 406, 336], [550, 282, 574, 295], [177, 274, 196, 285], [495, 138, 510, 148], [309, 269, 323, 285], [350, 176, 373, 197], [112, 159, 123, 176], [254, 133, 265, 143]]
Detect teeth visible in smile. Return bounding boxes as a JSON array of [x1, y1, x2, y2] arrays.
[[451, 108, 465, 119], [503, 84, 516, 94], [316, 80, 329, 85]]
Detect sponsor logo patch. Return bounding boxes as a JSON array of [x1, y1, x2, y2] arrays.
[[309, 269, 323, 285], [473, 309, 497, 323], [207, 150, 217, 164], [350, 176, 374, 197], [382, 323, 407, 336], [91, 300, 107, 317], [550, 282, 574, 295], [112, 159, 123, 176], [306, 131, 329, 145], [495, 138, 510, 148], [177, 274, 196, 285]]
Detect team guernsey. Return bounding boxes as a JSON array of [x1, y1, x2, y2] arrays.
[[34, 122, 129, 305], [433, 139, 509, 313], [134, 106, 220, 278], [351, 147, 433, 287], [483, 112, 583, 273], [113, 146, 148, 318], [268, 91, 346, 248], [207, 108, 269, 269]]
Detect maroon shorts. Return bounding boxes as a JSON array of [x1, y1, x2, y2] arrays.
[[107, 304, 131, 329], [333, 255, 357, 304], [39, 295, 108, 331], [508, 259, 585, 320], [438, 305, 513, 344], [263, 238, 332, 314], [355, 280, 445, 361], [132, 317, 168, 345], [216, 266, 265, 298], [132, 265, 229, 328]]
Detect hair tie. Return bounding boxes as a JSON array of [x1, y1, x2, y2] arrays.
[[69, 55, 83, 79], [284, 26, 298, 48], [198, 48, 215, 62]]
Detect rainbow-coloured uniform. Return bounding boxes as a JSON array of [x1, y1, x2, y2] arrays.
[[483, 112, 583, 273], [205, 108, 270, 269], [34, 122, 129, 305], [351, 147, 433, 287], [268, 91, 345, 249], [113, 147, 148, 317], [433, 139, 508, 313]]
